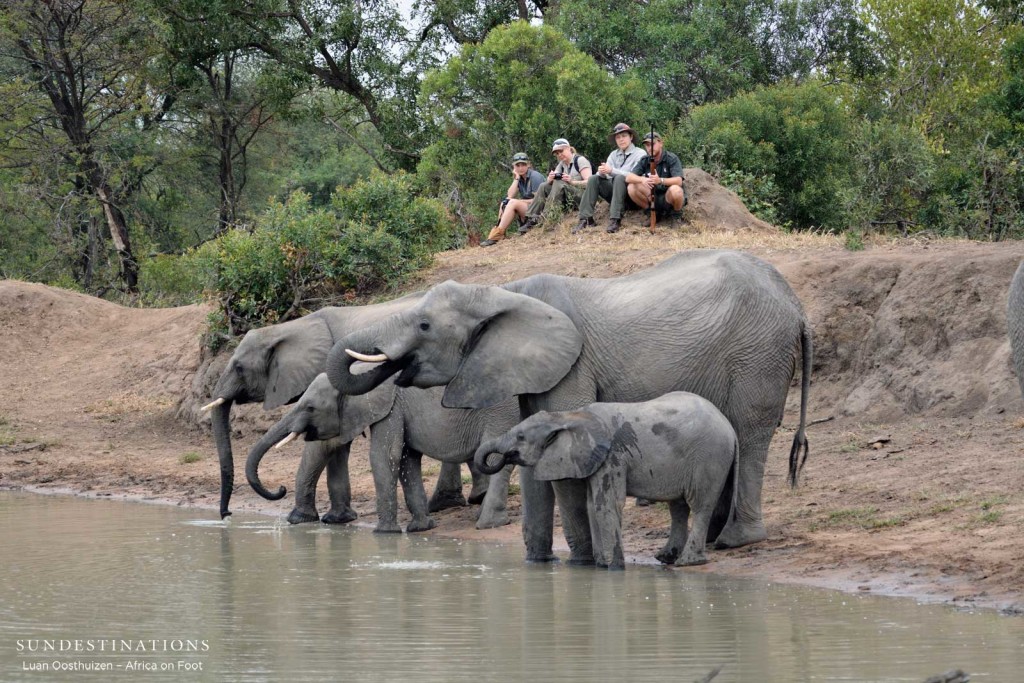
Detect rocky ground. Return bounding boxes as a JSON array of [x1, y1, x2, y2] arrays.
[[3, 180, 1023, 615]]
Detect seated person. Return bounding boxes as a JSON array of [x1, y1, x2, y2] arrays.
[[625, 131, 686, 224], [573, 122, 646, 234], [481, 152, 546, 247], [519, 138, 592, 232]]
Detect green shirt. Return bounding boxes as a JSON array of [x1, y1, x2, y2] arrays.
[[630, 150, 684, 183]]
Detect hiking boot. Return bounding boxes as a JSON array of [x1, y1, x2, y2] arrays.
[[605, 218, 622, 234], [479, 239, 499, 247], [519, 217, 539, 233], [572, 217, 595, 234]]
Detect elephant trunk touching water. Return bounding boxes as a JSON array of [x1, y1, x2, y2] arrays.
[[210, 397, 237, 518]]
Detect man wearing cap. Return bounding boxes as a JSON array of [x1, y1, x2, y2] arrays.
[[518, 138, 592, 232], [625, 131, 686, 225], [572, 122, 647, 234], [480, 152, 547, 247]]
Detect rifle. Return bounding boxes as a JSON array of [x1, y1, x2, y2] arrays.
[[648, 122, 657, 234]]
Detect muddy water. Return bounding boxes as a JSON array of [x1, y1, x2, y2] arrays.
[[1, 492, 1021, 682]]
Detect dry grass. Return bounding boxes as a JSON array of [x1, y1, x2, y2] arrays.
[[84, 392, 176, 420]]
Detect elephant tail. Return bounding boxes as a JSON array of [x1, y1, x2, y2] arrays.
[[729, 436, 740, 526], [788, 321, 812, 487]]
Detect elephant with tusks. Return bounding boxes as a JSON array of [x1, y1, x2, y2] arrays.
[[246, 374, 519, 532], [200, 292, 482, 522], [328, 250, 812, 564]]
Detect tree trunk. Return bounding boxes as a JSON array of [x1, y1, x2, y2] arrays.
[[94, 182, 138, 292]]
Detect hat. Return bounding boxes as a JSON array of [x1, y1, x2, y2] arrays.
[[642, 131, 663, 143], [608, 122, 637, 144], [551, 138, 570, 152], [511, 152, 530, 164]]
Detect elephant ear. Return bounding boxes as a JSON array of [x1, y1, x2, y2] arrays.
[[533, 415, 612, 482], [336, 381, 398, 445], [443, 288, 583, 409], [265, 316, 335, 409]]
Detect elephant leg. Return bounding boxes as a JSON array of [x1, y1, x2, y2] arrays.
[[586, 471, 625, 570], [475, 463, 513, 529], [714, 424, 773, 549], [287, 440, 327, 524], [401, 449, 436, 533], [428, 461, 468, 513], [466, 459, 490, 505], [656, 499, 690, 565], [321, 439, 357, 525], [519, 466, 558, 562], [369, 418, 404, 533], [553, 479, 595, 565], [678, 503, 712, 566]]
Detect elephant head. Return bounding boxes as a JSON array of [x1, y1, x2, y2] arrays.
[[202, 314, 335, 518], [326, 281, 584, 410], [473, 411, 611, 481], [245, 374, 398, 501]]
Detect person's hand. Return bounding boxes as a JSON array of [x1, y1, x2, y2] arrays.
[[513, 169, 522, 180], [646, 172, 660, 188], [547, 170, 557, 182], [598, 162, 612, 176]]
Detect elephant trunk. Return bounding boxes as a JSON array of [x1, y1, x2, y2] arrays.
[[245, 419, 292, 501], [210, 399, 236, 519], [474, 438, 508, 476], [326, 321, 411, 396]]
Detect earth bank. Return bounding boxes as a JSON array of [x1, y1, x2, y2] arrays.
[[2, 205, 1023, 614]]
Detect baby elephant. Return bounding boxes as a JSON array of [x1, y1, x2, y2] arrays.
[[474, 392, 738, 569]]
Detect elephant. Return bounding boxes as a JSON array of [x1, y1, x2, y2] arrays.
[[200, 293, 478, 522], [326, 249, 811, 564], [1008, 262, 1024, 399], [245, 374, 520, 531], [474, 392, 739, 569]]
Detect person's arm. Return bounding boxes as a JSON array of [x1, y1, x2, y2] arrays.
[[657, 154, 684, 188], [626, 156, 650, 185], [507, 173, 521, 199], [576, 157, 592, 183]]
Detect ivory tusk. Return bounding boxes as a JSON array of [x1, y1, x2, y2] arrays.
[[201, 397, 226, 411], [274, 432, 299, 449], [345, 349, 389, 363]]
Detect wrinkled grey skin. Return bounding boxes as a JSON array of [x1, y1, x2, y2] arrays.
[[206, 293, 473, 522], [475, 393, 739, 570], [1008, 262, 1024, 400], [327, 250, 811, 564], [247, 374, 519, 532]]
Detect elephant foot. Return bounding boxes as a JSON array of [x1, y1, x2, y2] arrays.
[[321, 507, 358, 525], [567, 553, 596, 566], [475, 509, 510, 530], [598, 561, 626, 571], [427, 490, 467, 513], [713, 519, 767, 549], [406, 517, 437, 533], [467, 484, 489, 505], [374, 521, 403, 534], [676, 551, 709, 567], [655, 546, 680, 565], [287, 508, 320, 525], [635, 497, 653, 507], [525, 552, 559, 563]]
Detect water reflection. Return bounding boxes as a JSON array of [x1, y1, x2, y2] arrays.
[[1, 491, 1022, 682]]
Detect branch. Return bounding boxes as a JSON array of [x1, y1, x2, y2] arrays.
[[324, 116, 390, 172]]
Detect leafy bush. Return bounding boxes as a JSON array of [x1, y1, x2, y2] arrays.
[[678, 80, 857, 231], [144, 171, 453, 338]]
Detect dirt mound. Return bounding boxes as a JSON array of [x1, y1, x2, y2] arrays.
[[683, 167, 776, 232]]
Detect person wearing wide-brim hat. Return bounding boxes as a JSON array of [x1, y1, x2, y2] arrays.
[[625, 130, 686, 225], [572, 122, 647, 235], [481, 152, 547, 247], [518, 138, 593, 232]]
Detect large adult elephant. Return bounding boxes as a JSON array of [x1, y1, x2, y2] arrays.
[[245, 374, 519, 531], [325, 250, 812, 563], [201, 294, 475, 521], [1008, 262, 1024, 399]]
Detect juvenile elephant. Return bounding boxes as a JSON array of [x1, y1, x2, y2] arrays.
[[328, 249, 811, 564], [200, 293, 474, 521], [475, 393, 738, 569], [246, 374, 520, 531]]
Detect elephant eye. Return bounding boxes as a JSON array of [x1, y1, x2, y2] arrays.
[[516, 433, 524, 442], [419, 321, 430, 331]]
